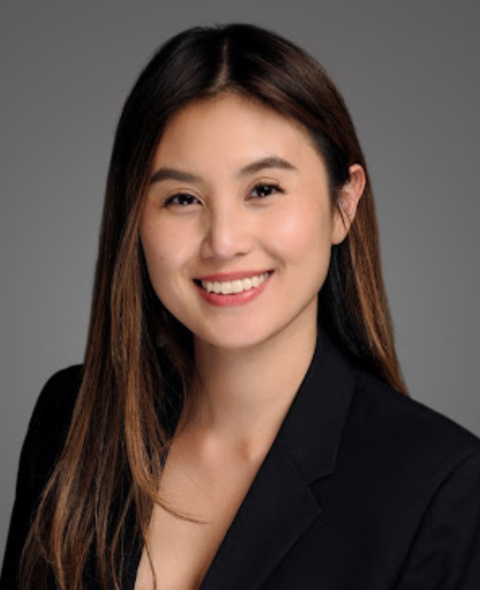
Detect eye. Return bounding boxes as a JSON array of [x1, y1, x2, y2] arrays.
[[249, 182, 284, 199], [163, 193, 201, 207]]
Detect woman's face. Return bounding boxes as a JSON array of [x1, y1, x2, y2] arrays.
[[140, 92, 349, 351]]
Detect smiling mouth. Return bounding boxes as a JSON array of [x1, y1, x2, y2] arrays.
[[194, 271, 273, 295]]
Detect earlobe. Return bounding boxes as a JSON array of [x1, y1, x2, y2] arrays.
[[331, 164, 366, 245]]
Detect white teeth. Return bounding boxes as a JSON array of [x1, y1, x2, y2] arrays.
[[201, 272, 271, 294]]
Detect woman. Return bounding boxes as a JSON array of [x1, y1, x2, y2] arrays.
[[2, 22, 480, 590]]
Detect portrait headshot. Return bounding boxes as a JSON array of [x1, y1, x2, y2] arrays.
[[1, 2, 480, 589]]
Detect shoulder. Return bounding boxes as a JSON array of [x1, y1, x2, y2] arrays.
[[31, 364, 84, 422], [0, 366, 84, 587], [18, 364, 84, 497], [352, 368, 480, 453], [345, 367, 480, 501], [346, 370, 480, 584], [27, 364, 84, 451]]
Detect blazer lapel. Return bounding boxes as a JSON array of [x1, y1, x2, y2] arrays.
[[199, 324, 357, 590]]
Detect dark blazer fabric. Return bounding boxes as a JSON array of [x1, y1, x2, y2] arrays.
[[2, 328, 480, 589]]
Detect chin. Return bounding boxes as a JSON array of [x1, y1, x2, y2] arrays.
[[192, 323, 275, 351]]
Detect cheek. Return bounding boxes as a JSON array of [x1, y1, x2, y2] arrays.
[[266, 199, 332, 262], [140, 222, 193, 310], [140, 219, 194, 277]]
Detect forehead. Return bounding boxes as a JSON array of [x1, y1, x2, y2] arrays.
[[152, 93, 321, 169]]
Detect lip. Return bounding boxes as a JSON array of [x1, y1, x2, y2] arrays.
[[195, 269, 273, 282], [194, 271, 273, 307]]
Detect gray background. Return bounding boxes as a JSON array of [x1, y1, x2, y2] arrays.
[[1, 0, 479, 558]]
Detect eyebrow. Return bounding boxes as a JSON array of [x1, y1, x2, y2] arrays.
[[149, 155, 298, 185]]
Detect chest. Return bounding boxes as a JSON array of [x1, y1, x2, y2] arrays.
[[133, 448, 263, 590]]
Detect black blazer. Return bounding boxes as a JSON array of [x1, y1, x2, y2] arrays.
[[2, 326, 480, 589]]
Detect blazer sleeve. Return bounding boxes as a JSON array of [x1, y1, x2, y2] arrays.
[[0, 366, 82, 590], [394, 447, 480, 589]]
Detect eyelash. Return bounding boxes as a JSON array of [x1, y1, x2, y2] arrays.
[[163, 182, 284, 207]]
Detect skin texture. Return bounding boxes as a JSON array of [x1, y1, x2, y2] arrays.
[[140, 92, 365, 454]]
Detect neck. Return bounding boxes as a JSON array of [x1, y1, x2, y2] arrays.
[[189, 307, 318, 462]]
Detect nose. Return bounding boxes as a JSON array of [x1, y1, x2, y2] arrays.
[[199, 204, 254, 261]]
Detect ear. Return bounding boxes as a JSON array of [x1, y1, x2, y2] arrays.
[[331, 164, 366, 245]]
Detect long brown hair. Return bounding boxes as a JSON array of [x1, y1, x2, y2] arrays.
[[20, 23, 408, 590]]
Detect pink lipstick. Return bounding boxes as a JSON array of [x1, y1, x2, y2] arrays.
[[193, 270, 273, 307]]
